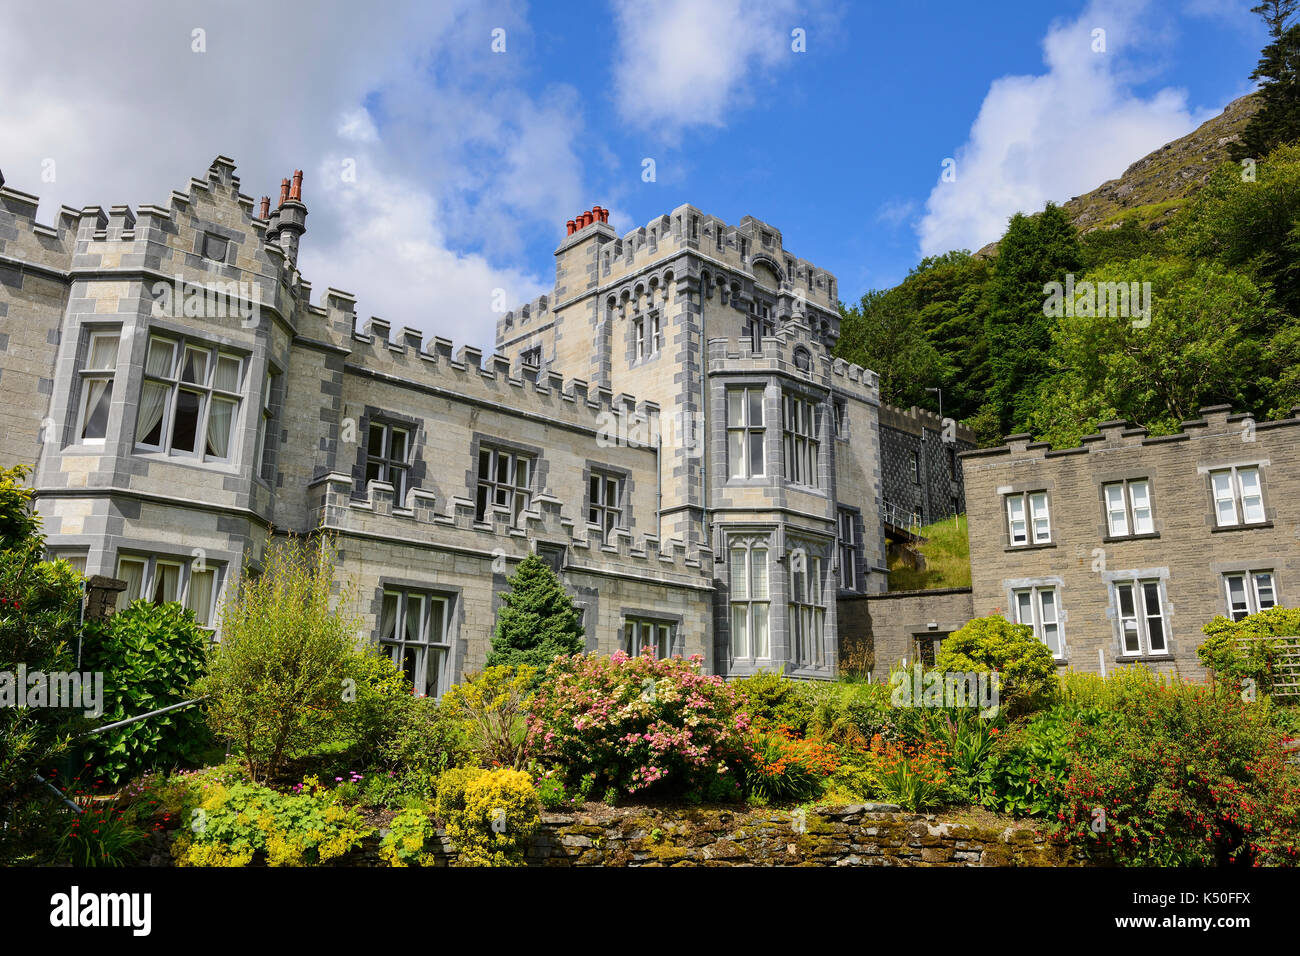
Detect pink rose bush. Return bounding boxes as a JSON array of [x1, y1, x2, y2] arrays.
[[527, 651, 753, 799]]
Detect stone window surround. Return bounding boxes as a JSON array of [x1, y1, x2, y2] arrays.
[[781, 389, 822, 490], [464, 432, 549, 525], [723, 528, 776, 668], [253, 363, 284, 488], [1197, 459, 1273, 531], [582, 459, 634, 538], [1004, 576, 1067, 661], [74, 323, 122, 447], [1101, 567, 1175, 661], [619, 606, 685, 658], [369, 576, 465, 698], [779, 380, 828, 492], [349, 405, 426, 507], [1093, 468, 1160, 542], [997, 481, 1055, 550], [112, 542, 232, 631], [724, 379, 771, 482], [836, 505, 863, 593]]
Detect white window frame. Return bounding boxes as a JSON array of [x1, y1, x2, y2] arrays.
[[1210, 466, 1266, 527], [377, 588, 452, 698], [623, 617, 675, 659], [114, 552, 223, 629], [77, 329, 121, 444], [1223, 570, 1277, 622], [728, 537, 770, 661], [1012, 585, 1063, 658], [476, 445, 533, 525], [1113, 579, 1168, 656], [1006, 491, 1051, 546], [782, 393, 820, 488], [727, 387, 766, 479], [135, 334, 245, 463], [365, 421, 411, 504], [1103, 478, 1154, 537], [788, 549, 825, 667]]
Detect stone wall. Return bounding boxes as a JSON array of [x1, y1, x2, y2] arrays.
[[844, 587, 975, 670], [145, 803, 1096, 867]]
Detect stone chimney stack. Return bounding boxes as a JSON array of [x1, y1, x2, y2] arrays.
[[273, 169, 308, 267]]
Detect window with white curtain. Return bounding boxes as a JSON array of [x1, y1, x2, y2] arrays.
[[782, 393, 820, 487], [1104, 479, 1154, 537], [727, 387, 766, 479], [587, 470, 624, 542], [78, 330, 121, 443], [255, 368, 279, 481], [115, 552, 223, 628], [729, 538, 770, 660], [475, 445, 533, 524], [135, 335, 245, 462], [1223, 570, 1277, 622], [1210, 466, 1266, 527], [377, 589, 451, 697], [788, 548, 825, 666]]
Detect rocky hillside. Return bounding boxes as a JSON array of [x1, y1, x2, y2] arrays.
[[1063, 92, 1259, 234], [976, 92, 1259, 256]]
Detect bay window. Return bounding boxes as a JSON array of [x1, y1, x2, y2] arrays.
[[135, 335, 244, 462], [727, 387, 766, 479], [729, 539, 770, 660]]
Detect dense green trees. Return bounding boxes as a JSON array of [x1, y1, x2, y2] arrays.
[[1232, 1, 1300, 163]]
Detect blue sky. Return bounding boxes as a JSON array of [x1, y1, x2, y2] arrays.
[[0, 0, 1268, 346]]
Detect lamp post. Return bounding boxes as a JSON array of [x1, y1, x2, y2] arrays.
[[925, 386, 943, 422]]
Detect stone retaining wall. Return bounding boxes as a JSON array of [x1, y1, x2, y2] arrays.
[[148, 804, 1096, 867]]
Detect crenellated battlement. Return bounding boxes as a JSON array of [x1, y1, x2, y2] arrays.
[[879, 401, 975, 443], [327, 288, 663, 430], [706, 321, 879, 403], [310, 471, 712, 585], [964, 404, 1300, 463]]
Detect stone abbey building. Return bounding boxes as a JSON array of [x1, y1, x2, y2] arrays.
[[0, 157, 897, 693], [5, 157, 1291, 689]]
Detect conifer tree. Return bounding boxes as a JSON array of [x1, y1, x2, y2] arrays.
[[1233, 1, 1300, 161], [486, 554, 585, 672]]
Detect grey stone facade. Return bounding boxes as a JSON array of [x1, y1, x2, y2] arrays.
[[960, 408, 1300, 679], [0, 160, 890, 689]]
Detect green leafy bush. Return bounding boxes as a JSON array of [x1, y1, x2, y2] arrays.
[[486, 554, 584, 673], [732, 670, 815, 735], [172, 774, 373, 866], [934, 615, 1059, 718], [378, 694, 473, 780], [0, 465, 86, 862], [1199, 606, 1300, 696], [195, 536, 363, 782], [975, 706, 1100, 817], [434, 767, 540, 866], [81, 601, 212, 784], [379, 805, 439, 867]]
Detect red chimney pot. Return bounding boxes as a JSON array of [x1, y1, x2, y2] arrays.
[[566, 220, 576, 235], [278, 178, 290, 207], [289, 169, 303, 202], [259, 196, 271, 219]]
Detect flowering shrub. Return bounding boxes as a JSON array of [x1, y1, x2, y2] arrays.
[[934, 615, 1059, 718], [745, 725, 839, 802], [975, 706, 1102, 817], [1199, 607, 1300, 696], [527, 651, 752, 799], [1058, 683, 1300, 866], [865, 736, 953, 811]]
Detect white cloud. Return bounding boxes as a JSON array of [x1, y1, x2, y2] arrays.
[[916, 0, 1215, 257], [875, 198, 917, 228], [610, 0, 818, 138], [0, 0, 582, 350]]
